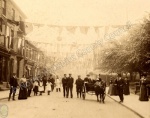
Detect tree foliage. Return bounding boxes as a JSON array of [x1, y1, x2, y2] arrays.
[[99, 17, 150, 74]]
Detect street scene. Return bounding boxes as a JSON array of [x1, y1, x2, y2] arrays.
[[0, 0, 150, 118]]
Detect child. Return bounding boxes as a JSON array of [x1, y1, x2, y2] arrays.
[[38, 79, 44, 95], [56, 75, 61, 92], [33, 80, 38, 96], [46, 80, 52, 95]]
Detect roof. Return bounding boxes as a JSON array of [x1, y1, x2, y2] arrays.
[[10, 0, 27, 19]]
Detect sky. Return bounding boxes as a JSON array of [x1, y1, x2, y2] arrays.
[[13, 0, 150, 46], [14, 0, 150, 26]]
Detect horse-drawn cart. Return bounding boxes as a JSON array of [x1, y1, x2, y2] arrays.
[[82, 81, 106, 103]]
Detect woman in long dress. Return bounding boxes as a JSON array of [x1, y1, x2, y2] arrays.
[[18, 75, 28, 100], [108, 78, 113, 95], [123, 77, 130, 95], [56, 75, 61, 92], [113, 79, 118, 96], [139, 75, 149, 101], [108, 77, 114, 95]]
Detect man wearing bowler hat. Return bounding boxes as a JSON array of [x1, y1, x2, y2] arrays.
[[116, 73, 125, 103], [66, 74, 74, 98], [62, 74, 68, 97]]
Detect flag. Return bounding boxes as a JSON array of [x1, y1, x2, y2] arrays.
[[24, 22, 33, 34], [66, 26, 77, 34], [80, 26, 89, 34], [104, 26, 110, 35]]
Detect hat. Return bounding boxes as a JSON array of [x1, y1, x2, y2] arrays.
[[87, 74, 90, 76]]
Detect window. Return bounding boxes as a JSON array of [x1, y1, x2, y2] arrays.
[[2, 0, 6, 15], [10, 29, 14, 49], [12, 9, 15, 20], [19, 16, 22, 29]]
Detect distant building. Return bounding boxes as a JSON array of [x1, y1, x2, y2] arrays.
[[24, 40, 46, 78]]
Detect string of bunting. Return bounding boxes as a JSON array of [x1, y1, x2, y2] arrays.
[[19, 21, 126, 36]]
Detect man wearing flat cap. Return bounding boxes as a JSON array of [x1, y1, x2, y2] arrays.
[[66, 74, 74, 98]]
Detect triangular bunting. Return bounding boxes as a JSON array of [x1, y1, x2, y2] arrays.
[[80, 26, 89, 34], [66, 26, 77, 34]]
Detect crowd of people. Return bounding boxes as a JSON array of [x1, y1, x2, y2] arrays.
[[8, 72, 149, 102], [8, 73, 106, 101], [8, 73, 57, 101], [108, 74, 150, 102]]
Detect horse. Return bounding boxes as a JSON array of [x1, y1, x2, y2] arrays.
[[94, 80, 106, 103]]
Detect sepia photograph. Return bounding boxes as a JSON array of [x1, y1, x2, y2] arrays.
[[0, 0, 150, 118]]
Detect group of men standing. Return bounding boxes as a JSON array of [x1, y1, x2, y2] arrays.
[[62, 74, 74, 98]]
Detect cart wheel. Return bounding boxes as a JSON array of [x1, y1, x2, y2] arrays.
[[82, 93, 85, 100]]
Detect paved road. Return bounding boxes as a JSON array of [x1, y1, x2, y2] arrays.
[[0, 88, 140, 118]]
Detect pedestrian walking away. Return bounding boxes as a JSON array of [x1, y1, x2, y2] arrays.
[[62, 74, 68, 97], [18, 74, 28, 100], [75, 75, 84, 98], [8, 73, 18, 101], [66, 74, 74, 98], [116, 74, 125, 103]]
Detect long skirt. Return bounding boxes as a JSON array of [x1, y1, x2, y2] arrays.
[[18, 83, 28, 100], [124, 84, 130, 95], [113, 85, 118, 96], [139, 85, 149, 101], [33, 86, 38, 93], [108, 84, 114, 95]]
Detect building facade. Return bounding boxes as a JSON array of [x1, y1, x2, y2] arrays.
[[24, 40, 46, 78], [0, 0, 27, 85]]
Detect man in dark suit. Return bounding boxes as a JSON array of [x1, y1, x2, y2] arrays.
[[8, 73, 18, 101], [49, 74, 55, 92], [66, 74, 74, 98], [42, 75, 47, 93], [62, 74, 67, 97], [116, 74, 125, 103], [84, 74, 91, 92], [75, 75, 84, 98]]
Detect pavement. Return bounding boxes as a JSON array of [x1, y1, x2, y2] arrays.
[[106, 87, 150, 118], [0, 87, 149, 118]]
